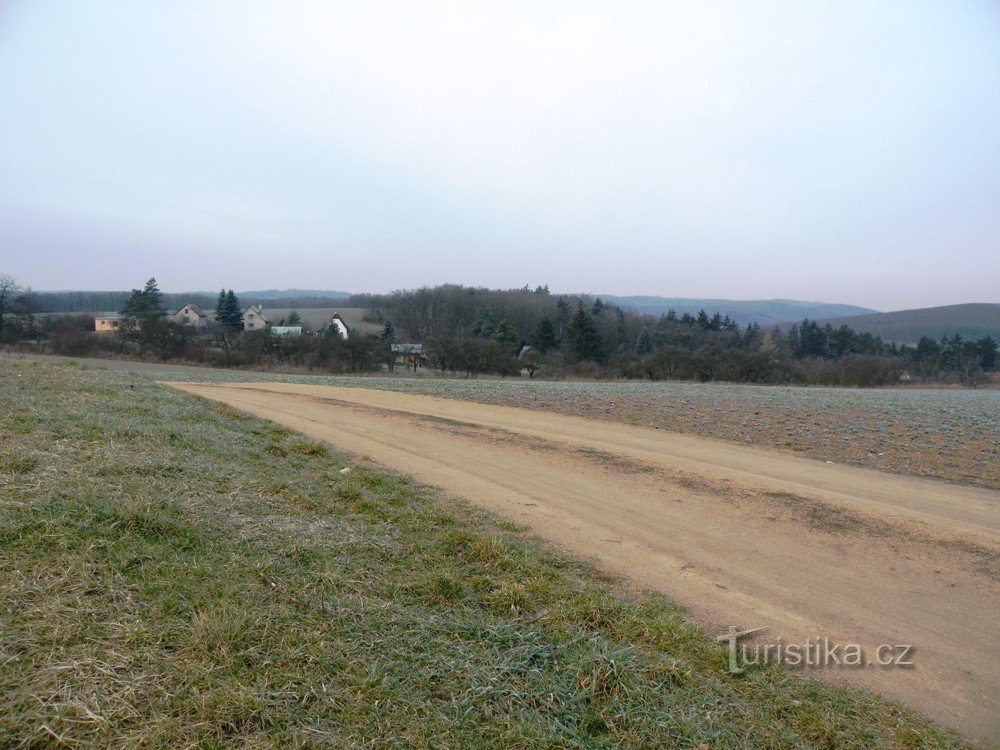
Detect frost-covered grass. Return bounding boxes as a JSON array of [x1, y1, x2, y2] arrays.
[[0, 360, 970, 748]]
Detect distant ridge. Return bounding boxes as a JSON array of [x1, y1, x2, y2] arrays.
[[813, 303, 1000, 344], [236, 289, 351, 300], [33, 288, 354, 314], [598, 296, 877, 326]]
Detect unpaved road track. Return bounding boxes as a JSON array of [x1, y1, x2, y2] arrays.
[[167, 381, 1000, 743]]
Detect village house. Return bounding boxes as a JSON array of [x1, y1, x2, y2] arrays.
[[329, 312, 349, 340], [169, 303, 209, 331], [94, 314, 121, 333], [94, 314, 140, 334], [243, 306, 269, 332]]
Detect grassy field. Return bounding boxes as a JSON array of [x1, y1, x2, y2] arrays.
[[0, 361, 971, 747]]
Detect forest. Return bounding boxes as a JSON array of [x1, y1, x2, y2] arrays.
[[353, 285, 997, 386]]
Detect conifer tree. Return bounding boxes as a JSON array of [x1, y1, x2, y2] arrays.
[[214, 288, 226, 322], [117, 278, 167, 354], [976, 336, 998, 370], [491, 319, 518, 351], [566, 305, 603, 362], [219, 290, 242, 330], [379, 320, 396, 342], [472, 308, 497, 339], [532, 317, 558, 353], [120, 278, 165, 320], [636, 327, 654, 355]]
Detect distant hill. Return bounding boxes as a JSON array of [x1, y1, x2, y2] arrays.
[[598, 296, 877, 327], [37, 291, 218, 314], [813, 303, 1000, 344], [237, 289, 351, 300], [36, 289, 354, 313]]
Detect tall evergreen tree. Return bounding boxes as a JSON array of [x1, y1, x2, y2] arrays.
[[740, 323, 761, 350], [472, 308, 497, 339], [554, 298, 570, 332], [491, 319, 518, 351], [120, 278, 165, 320], [214, 288, 226, 322], [566, 305, 603, 362], [532, 317, 558, 353], [636, 327, 654, 355], [219, 290, 242, 330], [976, 336, 998, 370], [117, 278, 169, 355], [795, 319, 827, 358], [379, 320, 396, 342]]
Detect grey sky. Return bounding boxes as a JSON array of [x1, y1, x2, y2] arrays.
[[1, 1, 997, 310]]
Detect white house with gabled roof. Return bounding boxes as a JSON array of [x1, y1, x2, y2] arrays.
[[329, 312, 349, 339]]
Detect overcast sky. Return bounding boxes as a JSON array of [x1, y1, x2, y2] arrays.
[[1, 1, 998, 310]]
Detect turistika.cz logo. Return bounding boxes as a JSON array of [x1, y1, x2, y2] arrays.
[[717, 626, 915, 674]]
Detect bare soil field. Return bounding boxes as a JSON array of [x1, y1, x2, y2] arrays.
[[299, 377, 1000, 490], [168, 381, 1000, 743]]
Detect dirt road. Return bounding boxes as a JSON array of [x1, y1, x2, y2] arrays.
[[167, 381, 1000, 743]]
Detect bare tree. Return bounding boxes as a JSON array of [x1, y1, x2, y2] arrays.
[[15, 286, 40, 342], [0, 274, 21, 336]]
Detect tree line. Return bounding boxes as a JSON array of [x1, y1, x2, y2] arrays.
[[355, 284, 997, 386], [1, 275, 996, 386]]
